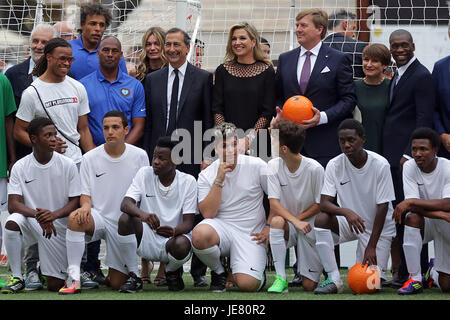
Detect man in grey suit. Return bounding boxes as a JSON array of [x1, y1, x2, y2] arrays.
[[143, 27, 213, 286]]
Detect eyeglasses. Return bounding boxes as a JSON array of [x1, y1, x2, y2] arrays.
[[50, 55, 75, 63]]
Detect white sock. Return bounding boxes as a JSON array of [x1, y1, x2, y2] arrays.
[[431, 268, 440, 288], [166, 251, 192, 272], [117, 234, 139, 275], [403, 225, 422, 282], [315, 227, 340, 283], [269, 228, 287, 280], [66, 229, 85, 282], [4, 229, 23, 280], [192, 245, 224, 274]]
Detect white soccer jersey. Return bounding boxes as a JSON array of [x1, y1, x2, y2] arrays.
[[80, 143, 149, 223], [197, 154, 268, 234], [16, 77, 90, 164], [268, 156, 324, 223], [321, 150, 396, 237], [8, 152, 81, 228], [125, 167, 198, 228], [403, 157, 450, 201]]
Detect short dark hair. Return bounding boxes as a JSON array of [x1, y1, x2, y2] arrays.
[[103, 110, 128, 128], [27, 117, 54, 141], [410, 127, 441, 149], [33, 37, 71, 77], [155, 136, 178, 151], [260, 36, 270, 47], [166, 27, 191, 46], [362, 43, 392, 67], [389, 29, 413, 43], [271, 120, 306, 154], [338, 119, 365, 138], [80, 3, 112, 27]]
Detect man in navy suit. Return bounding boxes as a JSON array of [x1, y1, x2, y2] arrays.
[[382, 29, 436, 288], [143, 27, 213, 287], [275, 8, 356, 285], [275, 8, 356, 168], [323, 9, 368, 79], [4, 23, 56, 292], [432, 24, 450, 159]]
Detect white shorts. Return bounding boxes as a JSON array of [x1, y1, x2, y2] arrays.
[[87, 209, 128, 275], [0, 178, 7, 211], [6, 213, 68, 280], [286, 222, 322, 283], [137, 222, 192, 263], [422, 217, 450, 275], [199, 218, 267, 281], [336, 216, 393, 280]]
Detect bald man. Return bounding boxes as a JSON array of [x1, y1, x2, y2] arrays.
[[79, 36, 146, 147]]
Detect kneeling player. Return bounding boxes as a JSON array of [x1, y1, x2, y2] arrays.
[[60, 111, 149, 294], [192, 123, 269, 293], [313, 119, 396, 294], [118, 136, 197, 292], [266, 120, 324, 293], [1, 118, 80, 293], [393, 128, 450, 294]]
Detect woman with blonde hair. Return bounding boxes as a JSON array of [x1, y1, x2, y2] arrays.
[[213, 22, 276, 154], [135, 26, 168, 82]]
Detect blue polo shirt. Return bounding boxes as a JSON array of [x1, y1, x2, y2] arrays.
[[79, 69, 146, 146], [69, 36, 128, 80]]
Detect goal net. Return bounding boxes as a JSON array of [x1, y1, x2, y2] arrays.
[[0, 1, 449, 73]]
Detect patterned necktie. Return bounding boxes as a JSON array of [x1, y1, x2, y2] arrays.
[[167, 69, 179, 135], [389, 70, 399, 104], [299, 51, 312, 94]]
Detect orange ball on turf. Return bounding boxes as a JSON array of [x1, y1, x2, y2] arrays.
[[347, 262, 380, 294], [282, 95, 314, 124]]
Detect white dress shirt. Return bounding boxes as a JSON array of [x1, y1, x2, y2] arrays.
[[166, 60, 188, 129], [296, 41, 328, 125]]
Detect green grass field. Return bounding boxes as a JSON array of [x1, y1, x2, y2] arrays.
[[0, 267, 446, 300]]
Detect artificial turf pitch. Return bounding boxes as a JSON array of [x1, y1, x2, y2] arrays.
[[0, 267, 446, 300]]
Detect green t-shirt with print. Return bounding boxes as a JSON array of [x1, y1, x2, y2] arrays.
[[0, 73, 17, 178]]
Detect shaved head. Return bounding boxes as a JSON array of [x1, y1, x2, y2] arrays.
[[100, 35, 122, 51]]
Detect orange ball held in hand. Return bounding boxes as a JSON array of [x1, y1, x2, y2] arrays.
[[347, 262, 381, 294], [282, 95, 314, 124]]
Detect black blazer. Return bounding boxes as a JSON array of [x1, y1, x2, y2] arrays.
[[143, 62, 213, 178], [5, 58, 33, 159], [323, 33, 368, 79], [382, 58, 436, 167], [275, 44, 356, 166]]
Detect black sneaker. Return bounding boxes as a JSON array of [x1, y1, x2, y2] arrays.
[[166, 268, 184, 292], [193, 275, 208, 287], [90, 269, 106, 285], [1, 276, 25, 294], [288, 273, 303, 287], [119, 273, 143, 293], [210, 271, 227, 293]]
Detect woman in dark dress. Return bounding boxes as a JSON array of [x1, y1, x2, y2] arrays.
[[213, 22, 276, 155], [354, 43, 391, 154], [135, 26, 168, 286]]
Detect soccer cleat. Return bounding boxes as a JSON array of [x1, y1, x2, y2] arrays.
[[0, 278, 7, 288], [314, 278, 344, 294], [210, 271, 228, 293], [119, 272, 143, 293], [398, 278, 423, 295], [166, 268, 185, 292], [193, 275, 208, 287], [267, 275, 288, 294], [58, 281, 81, 295], [1, 276, 25, 294], [25, 270, 43, 291], [288, 273, 303, 287], [90, 269, 106, 285], [422, 258, 436, 289], [80, 271, 99, 289]]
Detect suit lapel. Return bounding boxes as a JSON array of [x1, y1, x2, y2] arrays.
[[394, 59, 418, 94], [306, 44, 328, 94], [290, 47, 301, 92], [161, 66, 169, 121], [177, 62, 193, 119]]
